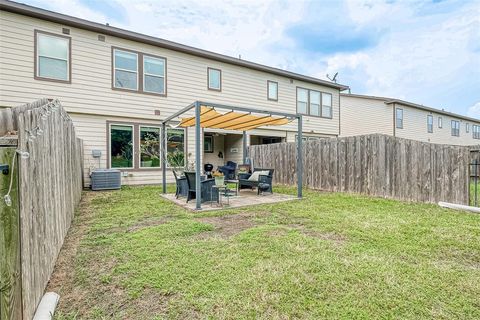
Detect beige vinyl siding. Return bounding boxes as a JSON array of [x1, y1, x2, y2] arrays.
[[0, 11, 340, 135], [394, 103, 480, 146], [224, 134, 244, 165], [0, 11, 341, 185], [340, 95, 480, 146], [203, 133, 225, 168], [340, 95, 393, 137]]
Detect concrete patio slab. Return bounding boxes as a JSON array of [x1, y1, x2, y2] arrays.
[[160, 190, 298, 211]]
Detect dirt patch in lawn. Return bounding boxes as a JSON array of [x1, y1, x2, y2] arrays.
[[47, 191, 99, 293], [195, 213, 257, 238], [126, 216, 173, 232], [288, 224, 347, 246]]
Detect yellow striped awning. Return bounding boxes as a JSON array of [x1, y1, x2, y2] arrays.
[[179, 106, 290, 131]]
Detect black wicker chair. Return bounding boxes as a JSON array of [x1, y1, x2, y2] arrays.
[[238, 168, 274, 194], [184, 171, 218, 203], [173, 170, 188, 198]]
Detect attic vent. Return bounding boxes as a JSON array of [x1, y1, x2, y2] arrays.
[[98, 35, 106, 42], [62, 28, 70, 35]]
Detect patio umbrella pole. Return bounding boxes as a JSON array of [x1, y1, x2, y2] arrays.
[[242, 131, 247, 163], [195, 101, 202, 210], [161, 122, 166, 194], [297, 115, 303, 198]]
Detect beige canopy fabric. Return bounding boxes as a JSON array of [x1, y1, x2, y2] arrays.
[[179, 106, 290, 131]]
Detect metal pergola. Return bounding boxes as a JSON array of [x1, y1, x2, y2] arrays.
[[161, 101, 303, 210]]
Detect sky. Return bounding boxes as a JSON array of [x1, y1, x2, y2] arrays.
[[22, 0, 480, 118]]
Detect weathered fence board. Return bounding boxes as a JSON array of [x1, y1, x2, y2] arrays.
[[0, 145, 22, 320], [250, 134, 470, 205], [1, 99, 83, 320]]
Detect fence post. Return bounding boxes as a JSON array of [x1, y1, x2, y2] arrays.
[[475, 159, 478, 207], [0, 146, 22, 320]]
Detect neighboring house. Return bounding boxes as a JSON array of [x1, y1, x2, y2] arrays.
[[340, 93, 480, 146], [0, 0, 348, 186]]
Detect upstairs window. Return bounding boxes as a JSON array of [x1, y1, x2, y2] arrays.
[[35, 30, 70, 82], [427, 115, 433, 133], [113, 49, 138, 90], [309, 90, 321, 116], [297, 88, 308, 115], [208, 68, 221, 91], [296, 87, 333, 118], [267, 81, 278, 101], [451, 120, 460, 136], [473, 125, 480, 139], [143, 55, 166, 94], [438, 116, 442, 128], [396, 108, 403, 129], [466, 123, 470, 133], [322, 92, 332, 118]]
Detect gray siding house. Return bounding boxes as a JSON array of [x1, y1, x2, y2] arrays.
[[341, 93, 480, 146]]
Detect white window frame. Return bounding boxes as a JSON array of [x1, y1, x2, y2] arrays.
[[396, 108, 403, 129], [466, 123, 470, 133], [427, 115, 433, 133], [438, 116, 442, 128], [139, 125, 161, 169], [35, 31, 70, 82], [143, 55, 166, 95], [113, 48, 139, 91], [109, 123, 135, 169]]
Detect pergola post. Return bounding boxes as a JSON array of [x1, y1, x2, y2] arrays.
[[161, 122, 166, 194], [195, 101, 202, 210], [242, 131, 247, 163], [297, 115, 303, 198]]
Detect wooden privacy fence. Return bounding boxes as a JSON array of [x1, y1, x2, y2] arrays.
[[250, 134, 470, 205], [0, 99, 83, 320]]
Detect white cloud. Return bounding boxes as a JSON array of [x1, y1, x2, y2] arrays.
[[468, 102, 480, 118], [327, 1, 480, 113]]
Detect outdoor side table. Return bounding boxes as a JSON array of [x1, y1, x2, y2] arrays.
[[211, 185, 231, 207], [225, 179, 239, 196]]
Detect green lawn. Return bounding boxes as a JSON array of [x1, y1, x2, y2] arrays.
[[52, 186, 480, 319]]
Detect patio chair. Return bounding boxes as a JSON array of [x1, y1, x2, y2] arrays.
[[173, 170, 188, 199], [184, 171, 218, 203], [238, 168, 274, 194], [218, 161, 237, 179]]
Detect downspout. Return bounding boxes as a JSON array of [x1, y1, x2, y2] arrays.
[[392, 102, 396, 137], [338, 91, 341, 136]]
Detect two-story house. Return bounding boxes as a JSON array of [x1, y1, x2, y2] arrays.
[[0, 0, 348, 186], [340, 93, 480, 146]]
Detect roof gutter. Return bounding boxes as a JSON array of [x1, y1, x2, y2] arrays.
[[385, 99, 480, 124], [0, 0, 349, 91]]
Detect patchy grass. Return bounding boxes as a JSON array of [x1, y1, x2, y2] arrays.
[[50, 185, 480, 319]]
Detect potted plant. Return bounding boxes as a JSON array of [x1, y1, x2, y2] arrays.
[[212, 170, 225, 186]]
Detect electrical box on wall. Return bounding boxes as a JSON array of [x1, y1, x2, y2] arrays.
[[92, 150, 102, 158]]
